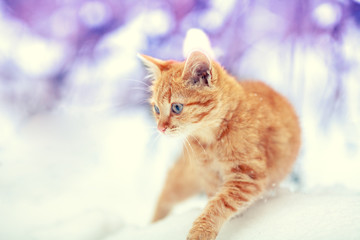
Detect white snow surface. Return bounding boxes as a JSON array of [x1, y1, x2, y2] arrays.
[[0, 109, 359, 240], [107, 190, 360, 240]]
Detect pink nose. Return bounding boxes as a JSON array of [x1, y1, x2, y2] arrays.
[[157, 125, 167, 133]]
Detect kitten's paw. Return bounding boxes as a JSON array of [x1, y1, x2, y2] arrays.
[[187, 228, 217, 240], [187, 219, 218, 240], [151, 208, 169, 222]]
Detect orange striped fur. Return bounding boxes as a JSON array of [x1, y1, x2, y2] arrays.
[[139, 51, 301, 240]]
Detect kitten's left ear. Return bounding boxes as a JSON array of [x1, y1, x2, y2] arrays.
[[138, 54, 166, 80], [182, 50, 212, 87]]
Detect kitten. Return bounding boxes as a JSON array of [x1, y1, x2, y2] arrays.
[[139, 50, 301, 240]]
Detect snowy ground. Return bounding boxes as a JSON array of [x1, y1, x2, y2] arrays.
[[0, 108, 359, 240], [107, 190, 360, 240]]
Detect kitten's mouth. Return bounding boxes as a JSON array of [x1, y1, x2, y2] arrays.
[[162, 131, 179, 137], [159, 128, 181, 137]]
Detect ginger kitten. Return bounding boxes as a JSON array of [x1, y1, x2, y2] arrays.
[[139, 50, 301, 240]]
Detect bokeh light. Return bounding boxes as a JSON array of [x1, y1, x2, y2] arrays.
[[312, 2, 342, 29]]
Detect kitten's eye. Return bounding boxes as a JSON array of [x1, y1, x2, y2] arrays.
[[171, 103, 183, 114], [154, 105, 160, 114]]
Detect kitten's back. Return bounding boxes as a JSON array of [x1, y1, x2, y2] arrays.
[[239, 80, 301, 185]]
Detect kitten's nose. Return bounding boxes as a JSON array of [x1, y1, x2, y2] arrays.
[[157, 125, 167, 133]]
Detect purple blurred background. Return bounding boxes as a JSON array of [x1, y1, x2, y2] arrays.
[[0, 0, 359, 116]]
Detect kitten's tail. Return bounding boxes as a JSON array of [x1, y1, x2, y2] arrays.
[[183, 28, 215, 59]]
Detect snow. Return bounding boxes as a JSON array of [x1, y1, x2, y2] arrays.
[[107, 190, 360, 240], [0, 109, 359, 240]]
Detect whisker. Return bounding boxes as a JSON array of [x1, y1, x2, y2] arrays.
[[98, 100, 148, 114], [154, 132, 162, 143], [184, 137, 195, 157], [145, 126, 158, 131], [189, 134, 206, 154], [182, 137, 193, 167], [126, 78, 151, 88], [130, 87, 152, 93], [148, 129, 162, 150]]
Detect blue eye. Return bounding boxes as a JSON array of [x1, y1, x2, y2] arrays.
[[154, 105, 160, 114], [171, 103, 183, 114]]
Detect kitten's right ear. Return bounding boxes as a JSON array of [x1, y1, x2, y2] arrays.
[[138, 54, 166, 80], [182, 50, 212, 87]]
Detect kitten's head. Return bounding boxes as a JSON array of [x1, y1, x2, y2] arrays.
[[139, 51, 222, 137]]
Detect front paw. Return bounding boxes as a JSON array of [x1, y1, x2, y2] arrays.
[[152, 207, 170, 222], [187, 218, 218, 240]]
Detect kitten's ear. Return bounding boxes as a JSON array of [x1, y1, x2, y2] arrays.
[[182, 50, 212, 87], [138, 54, 166, 80]]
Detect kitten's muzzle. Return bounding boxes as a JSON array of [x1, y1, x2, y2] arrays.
[[157, 124, 168, 133]]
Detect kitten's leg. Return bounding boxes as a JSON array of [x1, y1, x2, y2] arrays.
[[187, 167, 266, 240], [152, 153, 201, 222]]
